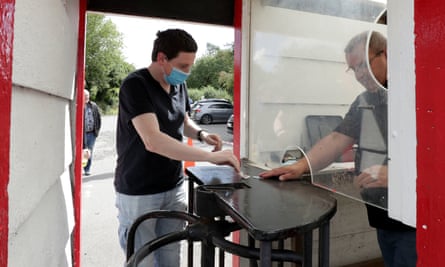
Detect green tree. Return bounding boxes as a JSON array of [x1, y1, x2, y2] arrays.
[[218, 70, 234, 96], [188, 86, 232, 103], [187, 44, 234, 94], [205, 43, 220, 56], [85, 13, 135, 113]]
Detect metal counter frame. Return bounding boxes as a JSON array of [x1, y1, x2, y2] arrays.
[[125, 164, 337, 267], [186, 165, 337, 267]]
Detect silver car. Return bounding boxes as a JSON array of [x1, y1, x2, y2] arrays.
[[190, 99, 233, 124], [226, 114, 234, 134]]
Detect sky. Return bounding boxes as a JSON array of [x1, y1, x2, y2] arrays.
[[106, 14, 235, 69]]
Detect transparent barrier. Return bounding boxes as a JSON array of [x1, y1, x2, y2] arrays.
[[247, 0, 388, 209]]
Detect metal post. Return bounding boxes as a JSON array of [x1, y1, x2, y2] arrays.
[[259, 241, 272, 267], [303, 230, 313, 267], [318, 222, 330, 267]]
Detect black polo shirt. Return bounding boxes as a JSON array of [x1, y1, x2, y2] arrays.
[[114, 68, 190, 195]]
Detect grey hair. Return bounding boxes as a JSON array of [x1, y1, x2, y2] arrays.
[[344, 31, 387, 55]]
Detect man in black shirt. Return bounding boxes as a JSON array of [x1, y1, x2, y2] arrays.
[[260, 31, 416, 267], [115, 29, 240, 266]]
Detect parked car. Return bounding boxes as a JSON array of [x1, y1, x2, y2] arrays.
[[190, 99, 233, 124], [226, 114, 234, 134]]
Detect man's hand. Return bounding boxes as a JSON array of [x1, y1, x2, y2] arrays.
[[354, 165, 388, 189], [201, 132, 223, 151], [259, 159, 308, 181], [209, 150, 240, 172]]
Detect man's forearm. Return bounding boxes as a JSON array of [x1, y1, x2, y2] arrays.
[[306, 132, 354, 171]]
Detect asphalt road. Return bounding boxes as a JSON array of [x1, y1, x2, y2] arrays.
[[81, 115, 233, 267]]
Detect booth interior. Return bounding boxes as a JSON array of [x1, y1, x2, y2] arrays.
[[242, 0, 388, 266]]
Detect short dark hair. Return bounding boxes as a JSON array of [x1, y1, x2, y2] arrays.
[[151, 29, 198, 61], [344, 30, 387, 55]]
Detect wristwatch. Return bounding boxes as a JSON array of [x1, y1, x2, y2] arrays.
[[197, 130, 206, 142]]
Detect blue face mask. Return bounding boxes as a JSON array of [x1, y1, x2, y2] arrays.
[[164, 67, 190, 85]]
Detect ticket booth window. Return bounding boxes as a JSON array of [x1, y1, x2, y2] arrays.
[[245, 0, 388, 208]]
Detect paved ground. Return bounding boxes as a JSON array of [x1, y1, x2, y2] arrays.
[[81, 115, 233, 267]]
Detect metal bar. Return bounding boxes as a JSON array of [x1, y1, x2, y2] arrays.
[[318, 222, 330, 267], [126, 230, 189, 267], [248, 235, 258, 267], [188, 179, 195, 267], [277, 239, 284, 267], [126, 211, 199, 260], [303, 230, 313, 267], [219, 247, 225, 266], [212, 235, 302, 263], [259, 241, 272, 267], [201, 238, 216, 267], [218, 216, 225, 267]]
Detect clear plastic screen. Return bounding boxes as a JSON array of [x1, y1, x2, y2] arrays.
[[247, 0, 388, 209]]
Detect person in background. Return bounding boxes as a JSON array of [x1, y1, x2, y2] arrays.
[[114, 29, 240, 266], [260, 31, 416, 267], [83, 89, 102, 176]]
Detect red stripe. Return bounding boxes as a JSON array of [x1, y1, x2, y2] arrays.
[[233, 0, 242, 160], [232, 0, 242, 266], [415, 0, 445, 265], [73, 1, 87, 266], [0, 1, 15, 266]]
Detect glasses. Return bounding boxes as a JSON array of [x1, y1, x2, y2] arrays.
[[346, 50, 384, 73]]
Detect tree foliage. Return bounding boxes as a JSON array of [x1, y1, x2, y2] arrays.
[[188, 86, 232, 103], [85, 13, 135, 113], [85, 16, 234, 112], [187, 44, 234, 96]]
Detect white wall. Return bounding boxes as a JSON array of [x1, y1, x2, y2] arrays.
[[387, 0, 416, 227], [9, 0, 80, 265]]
